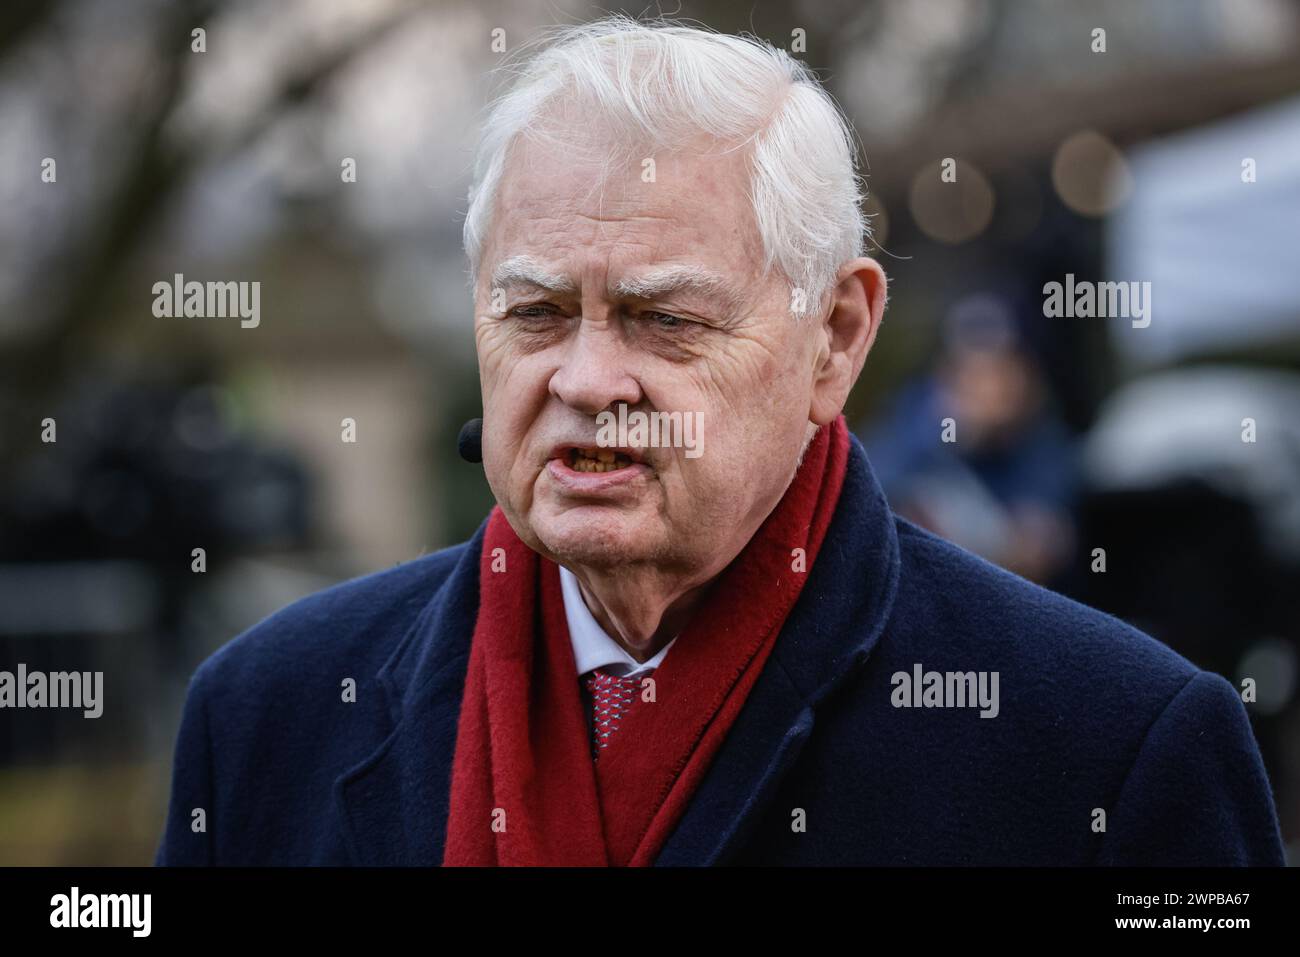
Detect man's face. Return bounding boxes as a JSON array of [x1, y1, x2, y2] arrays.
[[474, 132, 823, 578]]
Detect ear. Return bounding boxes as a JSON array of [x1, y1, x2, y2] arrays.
[[809, 256, 887, 426]]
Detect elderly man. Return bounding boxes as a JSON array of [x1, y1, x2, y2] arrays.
[[156, 17, 1284, 866]]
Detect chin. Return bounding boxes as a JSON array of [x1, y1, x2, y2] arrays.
[[533, 509, 664, 569]]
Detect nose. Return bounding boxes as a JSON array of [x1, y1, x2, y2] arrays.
[[548, 318, 643, 416]]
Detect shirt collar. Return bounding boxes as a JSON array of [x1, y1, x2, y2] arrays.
[[559, 564, 676, 678]]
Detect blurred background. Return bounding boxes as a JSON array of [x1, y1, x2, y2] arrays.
[[1, 0, 1298, 865]]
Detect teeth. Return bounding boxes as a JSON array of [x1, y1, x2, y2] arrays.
[[569, 449, 632, 472]]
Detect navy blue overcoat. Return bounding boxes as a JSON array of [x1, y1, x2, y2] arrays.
[[156, 435, 1286, 865]]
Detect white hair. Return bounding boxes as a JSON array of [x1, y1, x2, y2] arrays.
[[462, 15, 869, 317]]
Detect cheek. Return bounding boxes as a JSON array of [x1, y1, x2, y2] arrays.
[[669, 343, 808, 496], [657, 451, 761, 534], [475, 322, 516, 386], [481, 336, 546, 420], [479, 357, 551, 496], [686, 338, 800, 434]]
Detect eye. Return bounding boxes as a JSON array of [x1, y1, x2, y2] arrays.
[[508, 303, 562, 321], [643, 310, 686, 329]]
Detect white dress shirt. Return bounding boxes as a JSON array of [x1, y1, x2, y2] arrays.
[[559, 565, 676, 678]]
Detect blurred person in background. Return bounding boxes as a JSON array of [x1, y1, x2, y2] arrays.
[[862, 294, 1079, 587]]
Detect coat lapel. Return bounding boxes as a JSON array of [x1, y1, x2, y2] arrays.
[[332, 518, 486, 865], [654, 434, 900, 865]]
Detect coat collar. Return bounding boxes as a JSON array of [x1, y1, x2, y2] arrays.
[[333, 432, 900, 866]]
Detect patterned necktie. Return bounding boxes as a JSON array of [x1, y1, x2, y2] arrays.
[[583, 669, 653, 760]]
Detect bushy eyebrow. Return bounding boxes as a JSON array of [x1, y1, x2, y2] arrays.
[[491, 254, 745, 315], [611, 265, 746, 316], [490, 255, 578, 294]]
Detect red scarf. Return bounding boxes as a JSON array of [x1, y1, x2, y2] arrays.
[[442, 415, 849, 866]]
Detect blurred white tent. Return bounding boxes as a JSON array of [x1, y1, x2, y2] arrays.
[[1107, 93, 1300, 366]]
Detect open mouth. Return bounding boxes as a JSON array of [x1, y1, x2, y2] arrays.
[[564, 446, 636, 473]]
